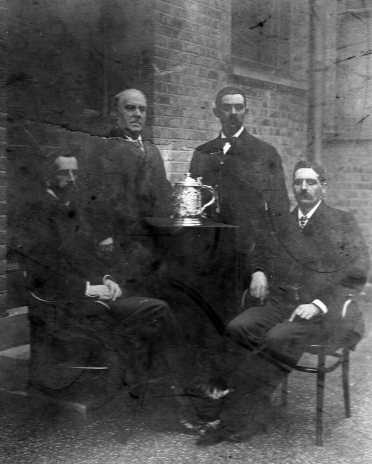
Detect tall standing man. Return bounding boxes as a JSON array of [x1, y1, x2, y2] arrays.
[[190, 86, 290, 302]]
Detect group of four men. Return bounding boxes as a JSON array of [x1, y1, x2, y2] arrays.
[[23, 87, 369, 445]]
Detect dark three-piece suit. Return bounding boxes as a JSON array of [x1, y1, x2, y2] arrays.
[[21, 191, 191, 395], [219, 200, 370, 438], [190, 128, 290, 281]]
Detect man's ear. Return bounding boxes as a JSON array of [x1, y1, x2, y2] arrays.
[[213, 107, 221, 119], [321, 182, 327, 196]]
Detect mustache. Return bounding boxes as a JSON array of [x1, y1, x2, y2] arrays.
[[228, 115, 240, 123], [298, 192, 313, 199]]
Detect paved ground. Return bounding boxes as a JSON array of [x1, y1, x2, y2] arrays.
[[1, 287, 372, 464]]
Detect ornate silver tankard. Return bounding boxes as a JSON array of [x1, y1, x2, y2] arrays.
[[173, 173, 216, 225]]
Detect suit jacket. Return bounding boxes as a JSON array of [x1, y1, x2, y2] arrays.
[[269, 201, 370, 325], [105, 129, 174, 235], [75, 132, 174, 295], [22, 192, 116, 302], [190, 128, 290, 278]]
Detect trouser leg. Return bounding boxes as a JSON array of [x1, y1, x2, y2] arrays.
[[109, 296, 196, 394], [218, 301, 294, 436], [220, 301, 324, 436]]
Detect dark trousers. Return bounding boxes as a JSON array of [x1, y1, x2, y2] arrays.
[[29, 295, 195, 398], [91, 296, 194, 392], [227, 296, 323, 363], [218, 296, 323, 435]]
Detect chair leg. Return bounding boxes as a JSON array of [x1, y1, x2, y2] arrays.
[[342, 348, 351, 418], [316, 348, 326, 446], [281, 373, 288, 406]]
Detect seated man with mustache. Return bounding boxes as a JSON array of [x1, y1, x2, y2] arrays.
[[196, 160, 370, 445]]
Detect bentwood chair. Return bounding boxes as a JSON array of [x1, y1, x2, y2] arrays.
[[281, 341, 350, 446], [239, 290, 359, 446], [281, 297, 361, 446]]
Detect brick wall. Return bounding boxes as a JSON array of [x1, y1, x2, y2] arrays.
[[152, 0, 231, 181], [0, 0, 7, 312], [152, 0, 310, 197], [322, 5, 372, 277]]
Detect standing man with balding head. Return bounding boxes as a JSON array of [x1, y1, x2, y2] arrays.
[[94, 89, 174, 297], [107, 88, 173, 221]]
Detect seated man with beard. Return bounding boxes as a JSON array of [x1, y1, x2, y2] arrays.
[[20, 152, 198, 419]]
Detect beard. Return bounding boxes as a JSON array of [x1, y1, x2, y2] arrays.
[[53, 182, 76, 204]]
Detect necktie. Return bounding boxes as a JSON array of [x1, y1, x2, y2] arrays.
[[133, 139, 145, 153], [299, 215, 308, 228]]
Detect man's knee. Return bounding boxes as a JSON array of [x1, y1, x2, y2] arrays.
[[226, 310, 264, 344], [265, 322, 293, 346], [225, 317, 244, 341]]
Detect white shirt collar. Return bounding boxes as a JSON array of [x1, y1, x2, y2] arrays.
[[46, 188, 58, 200], [46, 188, 72, 206], [124, 134, 143, 144], [221, 126, 244, 154], [297, 200, 322, 220], [221, 126, 244, 140]]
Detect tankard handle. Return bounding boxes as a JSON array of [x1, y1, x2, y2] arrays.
[[199, 185, 216, 216]]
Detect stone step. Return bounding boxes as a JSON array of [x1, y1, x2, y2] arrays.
[[0, 306, 29, 352], [0, 343, 30, 360], [0, 353, 29, 391]]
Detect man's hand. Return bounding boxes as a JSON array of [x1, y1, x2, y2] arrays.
[[250, 271, 269, 304], [289, 303, 321, 322], [86, 284, 112, 301], [104, 279, 122, 301]]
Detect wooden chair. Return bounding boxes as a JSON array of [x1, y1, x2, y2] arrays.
[[280, 343, 350, 446], [280, 297, 359, 446], [239, 291, 360, 446], [27, 293, 126, 421]]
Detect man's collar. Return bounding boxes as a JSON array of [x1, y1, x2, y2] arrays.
[[46, 188, 58, 200], [221, 126, 244, 139], [123, 134, 143, 143], [297, 200, 322, 219], [46, 188, 73, 207], [109, 127, 144, 142]]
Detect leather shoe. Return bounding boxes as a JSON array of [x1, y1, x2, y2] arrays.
[[196, 420, 231, 446]]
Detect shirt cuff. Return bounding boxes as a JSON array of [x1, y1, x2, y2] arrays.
[[252, 268, 265, 275], [312, 299, 328, 314], [85, 281, 91, 296], [103, 275, 114, 284]]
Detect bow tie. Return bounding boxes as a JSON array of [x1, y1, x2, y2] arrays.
[[222, 136, 239, 145]]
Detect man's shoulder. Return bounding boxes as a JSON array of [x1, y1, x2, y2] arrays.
[[194, 129, 279, 157], [143, 139, 161, 153], [319, 202, 353, 219], [239, 130, 279, 156], [316, 203, 358, 229], [194, 136, 220, 154]]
